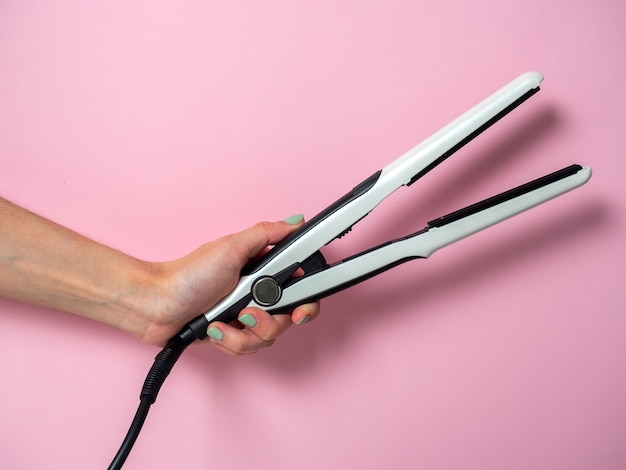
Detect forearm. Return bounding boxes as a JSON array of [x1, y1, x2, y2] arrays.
[[0, 197, 157, 337]]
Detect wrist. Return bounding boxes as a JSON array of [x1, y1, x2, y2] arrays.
[[112, 259, 170, 344]]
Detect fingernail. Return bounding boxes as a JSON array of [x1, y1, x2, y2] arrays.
[[283, 214, 304, 225], [207, 327, 223, 342], [238, 313, 257, 328], [296, 315, 311, 325]]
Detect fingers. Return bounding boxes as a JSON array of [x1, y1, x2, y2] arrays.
[[206, 302, 320, 355], [205, 215, 317, 355], [206, 309, 290, 355], [290, 301, 320, 326]]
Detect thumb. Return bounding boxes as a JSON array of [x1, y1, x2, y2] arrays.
[[232, 214, 305, 259]]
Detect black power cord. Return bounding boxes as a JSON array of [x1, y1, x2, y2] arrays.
[[108, 318, 208, 470], [108, 398, 152, 469]]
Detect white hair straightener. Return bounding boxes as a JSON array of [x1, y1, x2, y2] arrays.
[[108, 72, 592, 469]]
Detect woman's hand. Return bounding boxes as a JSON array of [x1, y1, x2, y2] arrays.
[[144, 217, 320, 352]]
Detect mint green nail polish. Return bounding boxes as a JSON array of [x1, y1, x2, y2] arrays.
[[296, 315, 311, 325], [207, 327, 223, 341], [284, 214, 304, 225], [239, 313, 257, 328]]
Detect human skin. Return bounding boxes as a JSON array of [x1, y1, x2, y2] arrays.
[[0, 197, 319, 354]]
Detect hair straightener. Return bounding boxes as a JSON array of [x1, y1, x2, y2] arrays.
[[108, 71, 592, 469]]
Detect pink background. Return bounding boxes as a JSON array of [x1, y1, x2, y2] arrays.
[[1, 1, 625, 469]]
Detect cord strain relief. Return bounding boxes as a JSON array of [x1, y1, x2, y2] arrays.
[[140, 335, 188, 403]]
